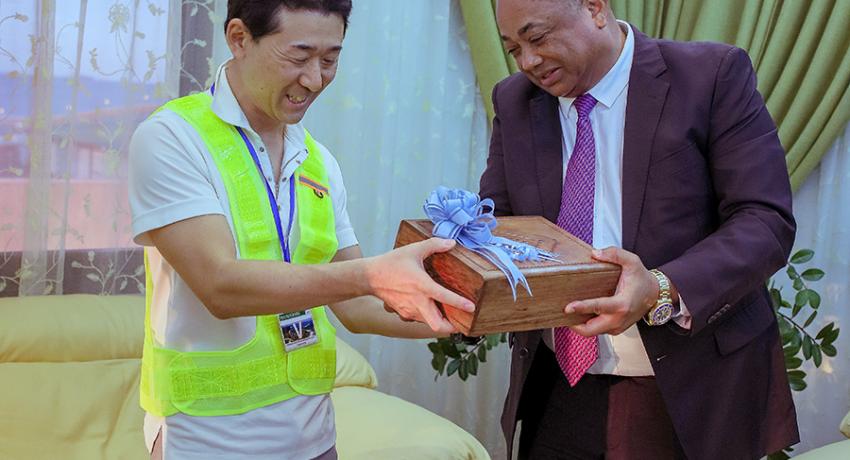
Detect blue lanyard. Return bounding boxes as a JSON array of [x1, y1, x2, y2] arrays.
[[211, 83, 295, 262], [235, 127, 296, 263]]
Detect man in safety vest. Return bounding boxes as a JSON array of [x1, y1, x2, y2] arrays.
[[128, 1, 474, 459]]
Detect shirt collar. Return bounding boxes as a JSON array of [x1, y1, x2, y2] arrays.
[[209, 59, 308, 151], [559, 20, 634, 111]]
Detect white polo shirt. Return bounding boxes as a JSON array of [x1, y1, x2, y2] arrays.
[[128, 60, 357, 460]]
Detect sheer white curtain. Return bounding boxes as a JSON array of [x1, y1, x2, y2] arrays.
[[0, 0, 178, 296], [780, 121, 850, 456]]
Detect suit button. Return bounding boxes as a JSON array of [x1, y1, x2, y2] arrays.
[[518, 347, 529, 359]]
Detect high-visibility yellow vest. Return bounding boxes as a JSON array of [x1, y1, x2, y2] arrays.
[[140, 92, 339, 417]]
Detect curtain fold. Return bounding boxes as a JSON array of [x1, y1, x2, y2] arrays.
[[461, 0, 850, 190], [458, 0, 517, 121]]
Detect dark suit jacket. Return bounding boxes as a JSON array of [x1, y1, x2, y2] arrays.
[[479, 26, 800, 460]]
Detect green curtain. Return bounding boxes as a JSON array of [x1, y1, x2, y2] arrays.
[[459, 0, 850, 190]]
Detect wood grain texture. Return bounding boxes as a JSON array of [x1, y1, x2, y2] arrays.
[[392, 216, 621, 335]]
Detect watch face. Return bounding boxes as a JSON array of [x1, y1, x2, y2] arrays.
[[651, 303, 674, 325]]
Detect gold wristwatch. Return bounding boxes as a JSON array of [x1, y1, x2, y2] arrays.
[[644, 269, 674, 326]]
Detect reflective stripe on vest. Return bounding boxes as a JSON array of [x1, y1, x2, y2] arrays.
[[140, 92, 339, 417]]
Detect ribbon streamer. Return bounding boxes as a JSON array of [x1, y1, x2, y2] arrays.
[[423, 187, 559, 300]]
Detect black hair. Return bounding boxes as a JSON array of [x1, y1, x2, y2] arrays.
[[225, 0, 352, 40]]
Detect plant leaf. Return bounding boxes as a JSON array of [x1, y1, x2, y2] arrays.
[[478, 346, 487, 363], [785, 356, 803, 369], [790, 249, 814, 264], [86, 273, 101, 283], [788, 333, 802, 357], [803, 311, 817, 328], [808, 290, 821, 309], [786, 265, 799, 280], [778, 316, 793, 338], [769, 288, 782, 309], [821, 344, 837, 357], [794, 290, 809, 309], [802, 336, 813, 360], [458, 359, 469, 380], [468, 353, 479, 376], [824, 328, 840, 346], [783, 345, 796, 359], [800, 269, 824, 281], [816, 324, 833, 340], [787, 370, 805, 380], [447, 359, 461, 376], [442, 340, 461, 359], [812, 345, 823, 367], [789, 378, 807, 392]]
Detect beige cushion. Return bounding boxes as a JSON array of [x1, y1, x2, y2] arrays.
[[335, 336, 378, 389], [332, 386, 490, 459], [0, 359, 147, 459], [793, 439, 850, 460], [0, 294, 144, 362]]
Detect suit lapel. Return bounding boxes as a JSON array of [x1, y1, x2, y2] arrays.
[[530, 91, 563, 223], [622, 29, 669, 252]]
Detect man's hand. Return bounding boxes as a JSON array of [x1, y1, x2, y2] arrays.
[[566, 247, 659, 336], [365, 238, 475, 334]]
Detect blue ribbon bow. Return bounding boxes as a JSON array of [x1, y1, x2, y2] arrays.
[[423, 187, 559, 300]]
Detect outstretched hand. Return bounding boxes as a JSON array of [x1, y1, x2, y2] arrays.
[[367, 238, 475, 334], [566, 247, 659, 336]]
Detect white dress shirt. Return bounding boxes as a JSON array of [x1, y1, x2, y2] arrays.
[[542, 22, 689, 376]]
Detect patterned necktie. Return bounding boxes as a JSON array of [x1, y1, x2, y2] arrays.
[[554, 94, 599, 386]]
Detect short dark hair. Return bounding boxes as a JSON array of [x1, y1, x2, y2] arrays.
[[225, 0, 352, 40]]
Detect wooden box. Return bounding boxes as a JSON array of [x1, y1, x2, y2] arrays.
[[392, 216, 621, 335]]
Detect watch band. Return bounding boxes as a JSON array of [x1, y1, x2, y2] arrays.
[[644, 269, 674, 326]]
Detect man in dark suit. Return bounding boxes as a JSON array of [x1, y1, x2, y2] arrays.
[[479, 0, 799, 458]]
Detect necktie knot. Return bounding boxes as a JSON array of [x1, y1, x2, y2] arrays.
[[574, 94, 597, 118]]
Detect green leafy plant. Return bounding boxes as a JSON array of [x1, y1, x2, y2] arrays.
[[428, 332, 506, 380], [772, 249, 839, 390]]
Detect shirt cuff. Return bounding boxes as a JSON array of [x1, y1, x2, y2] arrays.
[[672, 295, 693, 330]]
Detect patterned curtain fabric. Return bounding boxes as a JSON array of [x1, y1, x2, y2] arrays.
[[0, 0, 217, 297], [459, 0, 850, 190]]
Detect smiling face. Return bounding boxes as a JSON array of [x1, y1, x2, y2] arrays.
[[226, 7, 344, 128], [497, 0, 620, 98]]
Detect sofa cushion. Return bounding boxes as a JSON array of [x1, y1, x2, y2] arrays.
[[0, 294, 144, 362], [332, 386, 490, 459], [0, 359, 147, 460], [792, 439, 850, 460], [335, 337, 379, 389]]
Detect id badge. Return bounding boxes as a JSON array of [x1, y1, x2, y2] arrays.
[[279, 310, 319, 352]]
